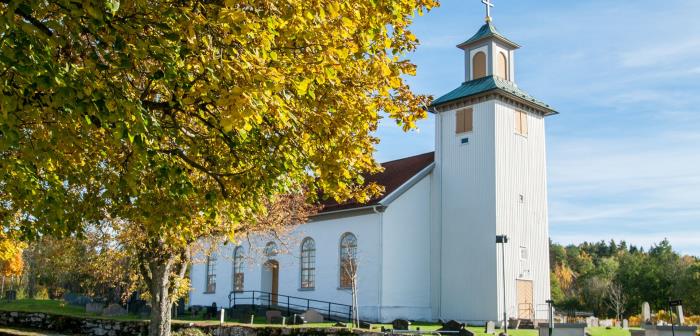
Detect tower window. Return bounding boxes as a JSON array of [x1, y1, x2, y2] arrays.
[[472, 51, 487, 80], [456, 108, 473, 134], [514, 110, 528, 136], [496, 52, 509, 80]]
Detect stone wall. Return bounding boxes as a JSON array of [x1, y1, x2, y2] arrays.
[[0, 311, 384, 336]]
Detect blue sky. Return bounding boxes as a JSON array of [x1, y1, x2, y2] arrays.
[[373, 0, 700, 256]]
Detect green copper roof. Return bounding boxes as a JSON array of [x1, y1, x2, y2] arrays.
[[430, 76, 557, 114], [457, 22, 520, 49]]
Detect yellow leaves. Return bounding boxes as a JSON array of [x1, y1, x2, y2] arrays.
[[296, 78, 313, 96]]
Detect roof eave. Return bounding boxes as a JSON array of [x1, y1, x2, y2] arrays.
[[457, 35, 520, 50], [429, 88, 558, 116], [378, 162, 435, 206]]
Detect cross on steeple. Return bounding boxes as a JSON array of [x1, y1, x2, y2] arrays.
[[482, 0, 494, 22]]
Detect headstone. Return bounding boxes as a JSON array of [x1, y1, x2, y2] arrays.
[[103, 303, 127, 317], [438, 320, 473, 336], [265, 310, 282, 324], [538, 323, 586, 336], [300, 309, 324, 323], [642, 302, 652, 324], [334, 322, 347, 327], [392, 319, 411, 330], [485, 321, 496, 334], [622, 319, 629, 330], [86, 303, 104, 314], [585, 317, 599, 328], [676, 305, 685, 326], [359, 321, 371, 329], [599, 319, 614, 328], [438, 320, 465, 332]]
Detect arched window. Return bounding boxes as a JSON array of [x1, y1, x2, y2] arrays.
[[264, 242, 278, 258], [232, 246, 244, 292], [205, 253, 217, 293], [300, 238, 316, 289], [339, 233, 357, 288], [472, 51, 487, 80], [496, 52, 509, 80]]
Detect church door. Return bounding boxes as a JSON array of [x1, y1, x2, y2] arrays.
[[516, 280, 534, 319], [262, 260, 279, 306]]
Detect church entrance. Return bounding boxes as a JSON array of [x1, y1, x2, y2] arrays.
[[516, 280, 534, 319], [261, 260, 279, 306]]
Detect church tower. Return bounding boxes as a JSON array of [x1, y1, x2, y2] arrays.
[[428, 2, 557, 324]]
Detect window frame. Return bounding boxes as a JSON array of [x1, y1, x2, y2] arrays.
[[204, 254, 217, 294], [300, 237, 316, 290], [496, 51, 509, 80], [232, 246, 244, 292], [339, 232, 358, 289]]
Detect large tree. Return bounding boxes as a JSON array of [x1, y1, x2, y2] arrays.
[[0, 0, 436, 334]]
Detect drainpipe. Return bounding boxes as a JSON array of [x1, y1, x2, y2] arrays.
[[373, 205, 385, 322]]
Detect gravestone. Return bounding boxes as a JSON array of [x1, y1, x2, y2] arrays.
[[103, 303, 127, 317], [643, 325, 698, 336], [359, 321, 372, 329], [300, 309, 324, 323], [642, 302, 652, 324], [485, 321, 496, 334], [676, 305, 685, 326], [292, 314, 307, 325], [86, 302, 104, 314], [392, 319, 411, 331], [622, 319, 629, 330], [265, 310, 282, 324], [599, 320, 614, 328], [585, 317, 599, 328], [538, 323, 586, 336], [438, 320, 474, 336], [438, 320, 465, 332]]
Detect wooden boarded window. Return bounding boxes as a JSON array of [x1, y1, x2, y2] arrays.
[[514, 110, 528, 136], [455, 108, 473, 134], [472, 51, 487, 79], [496, 52, 509, 80]]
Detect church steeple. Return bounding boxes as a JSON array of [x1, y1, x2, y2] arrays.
[[457, 3, 519, 83]]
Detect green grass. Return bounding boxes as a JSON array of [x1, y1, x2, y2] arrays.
[[0, 299, 645, 336]]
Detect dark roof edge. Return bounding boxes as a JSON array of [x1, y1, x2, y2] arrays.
[[310, 161, 435, 220], [379, 162, 435, 206], [429, 88, 558, 116]]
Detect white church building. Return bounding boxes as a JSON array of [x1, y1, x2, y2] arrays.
[[190, 9, 557, 324]]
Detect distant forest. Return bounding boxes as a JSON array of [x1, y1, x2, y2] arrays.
[[549, 239, 700, 318]]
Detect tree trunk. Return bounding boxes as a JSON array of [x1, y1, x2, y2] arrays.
[[148, 259, 173, 336]]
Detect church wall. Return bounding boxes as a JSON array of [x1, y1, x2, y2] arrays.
[[189, 212, 383, 321], [493, 101, 551, 322], [380, 174, 433, 322], [438, 100, 499, 323]]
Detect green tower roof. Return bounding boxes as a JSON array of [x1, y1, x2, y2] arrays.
[[457, 22, 520, 49], [429, 75, 557, 115]]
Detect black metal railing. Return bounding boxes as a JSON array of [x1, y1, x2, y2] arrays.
[[228, 290, 353, 322]]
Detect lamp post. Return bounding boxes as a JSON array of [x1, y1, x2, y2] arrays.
[[546, 299, 554, 336], [496, 235, 509, 336]]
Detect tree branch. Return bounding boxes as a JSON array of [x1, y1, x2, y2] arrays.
[[2, 1, 53, 37]]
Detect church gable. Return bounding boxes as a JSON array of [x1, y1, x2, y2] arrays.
[[319, 152, 435, 214]]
